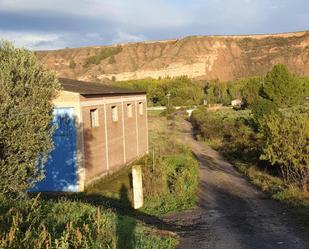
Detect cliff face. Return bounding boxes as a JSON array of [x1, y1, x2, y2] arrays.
[[36, 31, 309, 82]]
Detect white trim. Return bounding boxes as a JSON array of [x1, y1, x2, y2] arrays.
[[103, 104, 109, 171], [135, 98, 139, 155], [80, 96, 146, 107], [121, 97, 126, 163], [77, 106, 86, 192], [145, 101, 149, 153]]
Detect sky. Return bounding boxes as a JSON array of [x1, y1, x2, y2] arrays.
[[0, 0, 308, 50]]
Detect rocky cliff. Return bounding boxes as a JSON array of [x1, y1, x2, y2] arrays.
[[36, 31, 309, 82]]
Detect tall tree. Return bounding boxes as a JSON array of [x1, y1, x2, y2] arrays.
[[262, 64, 303, 107], [241, 78, 262, 106], [0, 42, 60, 197]]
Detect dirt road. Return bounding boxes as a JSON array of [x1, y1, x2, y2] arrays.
[[163, 120, 309, 249]]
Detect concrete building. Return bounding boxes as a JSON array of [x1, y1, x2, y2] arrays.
[[34, 78, 148, 192]]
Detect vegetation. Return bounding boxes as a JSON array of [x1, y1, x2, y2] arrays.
[[0, 42, 60, 198], [0, 195, 177, 249], [262, 64, 304, 107], [261, 112, 309, 192], [141, 113, 199, 215], [83, 46, 122, 67], [204, 64, 308, 107], [69, 59, 76, 69], [116, 76, 205, 107]]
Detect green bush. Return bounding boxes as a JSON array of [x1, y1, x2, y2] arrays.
[[191, 107, 262, 163], [83, 46, 122, 67], [0, 42, 60, 197], [261, 112, 309, 192]]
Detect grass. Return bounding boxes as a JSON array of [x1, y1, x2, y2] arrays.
[[148, 110, 164, 117], [0, 194, 178, 249]]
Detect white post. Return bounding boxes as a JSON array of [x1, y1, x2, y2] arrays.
[[132, 165, 143, 209]]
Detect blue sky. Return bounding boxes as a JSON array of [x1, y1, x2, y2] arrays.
[[0, 0, 308, 50]]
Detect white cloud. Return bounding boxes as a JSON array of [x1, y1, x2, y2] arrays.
[[111, 31, 146, 44], [0, 31, 65, 50]]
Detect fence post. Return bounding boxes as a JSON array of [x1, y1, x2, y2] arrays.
[[132, 165, 144, 209]]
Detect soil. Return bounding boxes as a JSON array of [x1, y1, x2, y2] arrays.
[[162, 120, 309, 249], [37, 31, 309, 82]]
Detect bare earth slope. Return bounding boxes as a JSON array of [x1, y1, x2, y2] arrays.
[[162, 120, 309, 249], [37, 31, 309, 82]]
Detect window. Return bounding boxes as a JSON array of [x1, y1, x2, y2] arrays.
[[112, 105, 118, 122], [138, 102, 143, 115], [90, 109, 99, 128], [127, 103, 133, 118]]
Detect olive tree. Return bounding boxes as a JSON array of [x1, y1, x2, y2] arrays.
[[0, 42, 60, 197], [261, 112, 309, 192]]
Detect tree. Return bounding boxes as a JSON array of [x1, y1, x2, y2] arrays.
[[0, 42, 60, 197], [251, 98, 279, 128], [261, 112, 309, 192], [241, 78, 262, 106], [262, 64, 303, 107]]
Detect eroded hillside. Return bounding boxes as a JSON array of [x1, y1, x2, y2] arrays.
[[36, 31, 309, 82]]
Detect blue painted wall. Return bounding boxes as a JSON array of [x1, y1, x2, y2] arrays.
[[33, 108, 78, 192]]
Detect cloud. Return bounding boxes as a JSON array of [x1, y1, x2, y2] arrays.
[[111, 31, 146, 44], [0, 0, 308, 50], [0, 31, 65, 50]]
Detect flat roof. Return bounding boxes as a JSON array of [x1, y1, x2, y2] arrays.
[[59, 78, 146, 96]]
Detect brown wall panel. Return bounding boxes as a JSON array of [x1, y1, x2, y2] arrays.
[[123, 101, 138, 162], [82, 106, 107, 181], [137, 100, 148, 155], [106, 102, 125, 170]]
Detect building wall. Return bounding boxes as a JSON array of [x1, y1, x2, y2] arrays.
[[80, 94, 148, 183]]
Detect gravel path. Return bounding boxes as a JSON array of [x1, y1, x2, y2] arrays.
[[163, 120, 309, 249]]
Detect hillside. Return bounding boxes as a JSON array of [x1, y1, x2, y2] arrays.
[[36, 31, 309, 82]]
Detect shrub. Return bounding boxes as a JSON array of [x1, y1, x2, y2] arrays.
[[191, 107, 262, 162], [261, 112, 309, 192], [0, 42, 60, 197], [69, 59, 76, 69], [83, 46, 122, 67]]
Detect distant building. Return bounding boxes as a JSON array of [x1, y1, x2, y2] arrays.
[[33, 78, 148, 192], [231, 99, 242, 107]]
